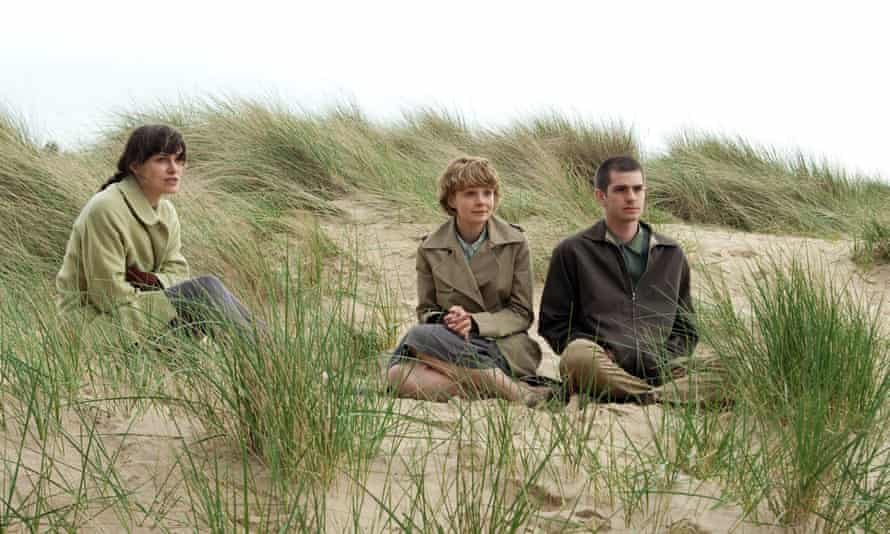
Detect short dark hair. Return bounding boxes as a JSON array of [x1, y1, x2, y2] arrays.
[[594, 156, 643, 191]]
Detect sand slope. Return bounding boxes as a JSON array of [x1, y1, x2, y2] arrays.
[[6, 197, 889, 532]]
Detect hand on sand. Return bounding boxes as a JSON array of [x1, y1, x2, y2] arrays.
[[444, 305, 473, 340]]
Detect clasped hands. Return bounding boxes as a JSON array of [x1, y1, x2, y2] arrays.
[[443, 305, 475, 340], [125, 265, 164, 291]]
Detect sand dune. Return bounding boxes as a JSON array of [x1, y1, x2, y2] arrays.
[[5, 196, 889, 532]]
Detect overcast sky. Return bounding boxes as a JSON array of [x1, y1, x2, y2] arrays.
[[2, 1, 888, 179]]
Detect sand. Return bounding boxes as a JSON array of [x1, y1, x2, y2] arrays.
[[5, 196, 889, 532]]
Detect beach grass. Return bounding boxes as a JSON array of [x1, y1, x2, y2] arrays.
[[853, 217, 890, 267], [650, 256, 890, 530], [2, 100, 890, 531], [647, 132, 888, 235]]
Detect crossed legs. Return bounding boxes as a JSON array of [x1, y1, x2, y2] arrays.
[[559, 339, 652, 400], [387, 354, 549, 406], [559, 339, 726, 404]]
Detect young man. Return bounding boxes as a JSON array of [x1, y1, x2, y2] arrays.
[[539, 156, 721, 403]]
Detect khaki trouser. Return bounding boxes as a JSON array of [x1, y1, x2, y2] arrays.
[[559, 339, 727, 404]]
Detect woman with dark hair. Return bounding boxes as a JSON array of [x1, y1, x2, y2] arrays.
[[57, 124, 257, 341]]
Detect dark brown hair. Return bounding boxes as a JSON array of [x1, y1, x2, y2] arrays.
[[99, 125, 187, 191], [593, 155, 643, 192]]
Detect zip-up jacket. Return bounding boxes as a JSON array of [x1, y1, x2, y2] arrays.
[[538, 219, 697, 385]]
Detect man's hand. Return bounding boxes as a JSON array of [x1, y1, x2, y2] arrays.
[[443, 305, 473, 340], [126, 265, 164, 291]]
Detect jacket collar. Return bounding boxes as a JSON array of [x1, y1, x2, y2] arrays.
[[420, 215, 524, 310], [421, 215, 524, 250], [583, 219, 677, 250], [118, 176, 160, 226]]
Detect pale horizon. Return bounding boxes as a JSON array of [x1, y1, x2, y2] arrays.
[[3, 0, 888, 180]]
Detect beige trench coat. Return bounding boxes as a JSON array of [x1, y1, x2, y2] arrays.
[[56, 176, 190, 339], [416, 216, 542, 377]]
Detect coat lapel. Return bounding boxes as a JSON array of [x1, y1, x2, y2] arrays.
[[422, 218, 486, 309], [422, 216, 526, 310], [469, 241, 498, 289], [118, 177, 160, 226], [484, 216, 523, 287], [118, 177, 170, 271]]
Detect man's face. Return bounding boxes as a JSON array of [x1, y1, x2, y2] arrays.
[[595, 170, 645, 224]]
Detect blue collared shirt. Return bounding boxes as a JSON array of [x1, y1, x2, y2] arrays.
[[456, 224, 489, 260]]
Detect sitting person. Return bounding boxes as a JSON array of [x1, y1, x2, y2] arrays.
[[386, 157, 550, 405], [539, 156, 723, 403], [57, 124, 260, 342]]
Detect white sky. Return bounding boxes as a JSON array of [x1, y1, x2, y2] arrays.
[[2, 0, 888, 179]]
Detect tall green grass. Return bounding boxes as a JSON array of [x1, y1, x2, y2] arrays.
[[0, 242, 401, 531], [4, 100, 890, 531], [648, 133, 889, 235], [11, 100, 886, 284], [652, 257, 890, 530], [0, 111, 101, 281], [176, 256, 396, 485], [853, 217, 890, 267], [105, 99, 640, 221]]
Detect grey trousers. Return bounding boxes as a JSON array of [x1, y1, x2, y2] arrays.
[[164, 275, 261, 336]]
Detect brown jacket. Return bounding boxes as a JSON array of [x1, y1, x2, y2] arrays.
[[416, 216, 542, 377], [538, 220, 697, 385]]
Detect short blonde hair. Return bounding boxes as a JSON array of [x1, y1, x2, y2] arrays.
[[437, 156, 501, 216]]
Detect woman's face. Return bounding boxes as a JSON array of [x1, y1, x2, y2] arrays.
[[449, 186, 496, 226], [131, 150, 185, 202]]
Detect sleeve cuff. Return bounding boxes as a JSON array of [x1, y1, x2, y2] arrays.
[[154, 272, 175, 289], [470, 311, 496, 336], [422, 311, 445, 324]]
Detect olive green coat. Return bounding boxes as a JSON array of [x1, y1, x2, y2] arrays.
[[416, 216, 542, 377], [56, 177, 190, 338]]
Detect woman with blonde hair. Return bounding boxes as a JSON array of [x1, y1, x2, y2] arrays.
[[386, 157, 550, 405]]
